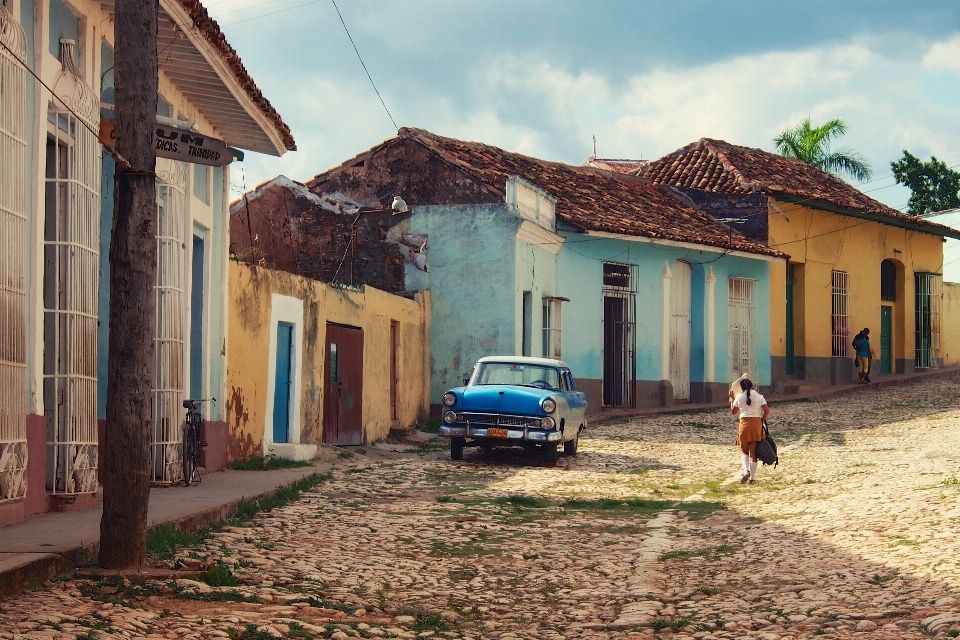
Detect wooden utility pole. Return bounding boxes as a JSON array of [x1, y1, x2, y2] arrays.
[[99, 0, 159, 569]]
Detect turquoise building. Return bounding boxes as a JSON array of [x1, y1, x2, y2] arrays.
[[303, 129, 784, 413]]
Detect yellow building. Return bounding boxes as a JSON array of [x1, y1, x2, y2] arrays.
[[641, 139, 960, 391], [226, 262, 430, 461]]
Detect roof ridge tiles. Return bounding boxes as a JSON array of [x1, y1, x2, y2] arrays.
[[304, 127, 786, 259]]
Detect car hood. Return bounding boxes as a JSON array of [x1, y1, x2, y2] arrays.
[[460, 386, 548, 415]]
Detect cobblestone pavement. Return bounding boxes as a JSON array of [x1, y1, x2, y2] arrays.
[[3, 377, 960, 640]]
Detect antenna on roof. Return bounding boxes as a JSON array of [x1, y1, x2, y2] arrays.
[[592, 135, 597, 157]]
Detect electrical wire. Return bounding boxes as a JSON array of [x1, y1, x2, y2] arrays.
[[219, 0, 324, 26], [329, 0, 398, 132]]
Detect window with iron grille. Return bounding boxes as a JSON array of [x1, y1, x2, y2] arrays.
[[602, 262, 637, 407], [831, 271, 850, 357], [603, 262, 632, 290], [151, 161, 188, 484], [542, 297, 562, 359], [728, 278, 758, 381], [915, 273, 942, 368], [42, 40, 101, 495], [0, 4, 28, 503]]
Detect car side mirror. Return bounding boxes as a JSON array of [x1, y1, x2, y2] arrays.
[[463, 378, 470, 386]]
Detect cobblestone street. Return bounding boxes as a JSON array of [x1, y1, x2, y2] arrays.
[[3, 377, 960, 640]]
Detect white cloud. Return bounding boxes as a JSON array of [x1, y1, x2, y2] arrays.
[[233, 33, 960, 213], [923, 33, 960, 76]]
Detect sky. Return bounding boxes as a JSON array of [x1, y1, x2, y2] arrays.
[[209, 0, 960, 211]]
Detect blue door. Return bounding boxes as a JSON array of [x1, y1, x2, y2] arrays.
[[273, 322, 294, 443]]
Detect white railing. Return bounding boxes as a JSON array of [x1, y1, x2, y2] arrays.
[[0, 3, 28, 503], [728, 277, 758, 382], [831, 270, 850, 358], [43, 40, 101, 495], [151, 161, 188, 484]]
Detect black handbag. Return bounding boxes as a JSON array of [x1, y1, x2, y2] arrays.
[[757, 421, 779, 468]]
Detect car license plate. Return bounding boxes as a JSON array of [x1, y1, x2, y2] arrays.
[[487, 427, 508, 438]]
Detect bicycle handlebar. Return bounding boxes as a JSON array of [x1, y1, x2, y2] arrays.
[[183, 397, 217, 410]]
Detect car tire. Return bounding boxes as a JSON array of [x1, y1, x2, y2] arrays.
[[543, 442, 558, 463], [563, 429, 579, 456], [451, 437, 465, 461]]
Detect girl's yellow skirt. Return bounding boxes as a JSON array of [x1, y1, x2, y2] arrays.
[[736, 417, 764, 446]]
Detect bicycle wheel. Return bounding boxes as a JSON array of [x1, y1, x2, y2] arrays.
[[182, 421, 198, 486]]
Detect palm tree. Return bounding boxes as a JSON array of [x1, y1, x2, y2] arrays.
[[773, 117, 873, 182]]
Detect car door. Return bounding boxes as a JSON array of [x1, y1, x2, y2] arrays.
[[562, 370, 587, 437]]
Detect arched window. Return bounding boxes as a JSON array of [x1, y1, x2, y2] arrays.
[[0, 3, 29, 502], [881, 259, 897, 301]]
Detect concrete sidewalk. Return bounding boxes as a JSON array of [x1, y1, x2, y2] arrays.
[[0, 446, 346, 599]]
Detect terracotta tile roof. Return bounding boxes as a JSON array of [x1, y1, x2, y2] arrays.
[[638, 138, 956, 235], [392, 128, 783, 258], [177, 0, 296, 151]]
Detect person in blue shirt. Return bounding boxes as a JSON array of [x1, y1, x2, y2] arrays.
[[852, 328, 874, 384]]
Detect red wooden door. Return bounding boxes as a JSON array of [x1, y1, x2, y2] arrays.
[[324, 323, 364, 445]]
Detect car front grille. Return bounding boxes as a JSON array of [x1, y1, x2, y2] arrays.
[[459, 412, 542, 428]]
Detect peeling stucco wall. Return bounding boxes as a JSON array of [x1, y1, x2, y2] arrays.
[[226, 262, 430, 456]]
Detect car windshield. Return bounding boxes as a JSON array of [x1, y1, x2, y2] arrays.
[[470, 362, 562, 390]]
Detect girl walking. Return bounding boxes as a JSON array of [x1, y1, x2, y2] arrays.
[[728, 378, 770, 484]]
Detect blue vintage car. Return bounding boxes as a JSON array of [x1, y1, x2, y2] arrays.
[[438, 356, 588, 462]]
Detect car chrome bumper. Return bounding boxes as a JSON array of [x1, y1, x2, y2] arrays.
[[439, 424, 560, 442]]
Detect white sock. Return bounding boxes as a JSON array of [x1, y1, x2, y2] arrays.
[[741, 454, 750, 474], [750, 461, 758, 480]]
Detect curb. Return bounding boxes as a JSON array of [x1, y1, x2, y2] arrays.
[[0, 553, 75, 600], [0, 470, 330, 601]]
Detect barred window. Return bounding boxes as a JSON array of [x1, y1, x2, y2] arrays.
[[728, 278, 758, 381], [915, 273, 942, 368], [831, 271, 849, 357], [0, 3, 28, 503]]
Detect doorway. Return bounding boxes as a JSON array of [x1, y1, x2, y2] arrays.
[[272, 322, 294, 443], [669, 261, 692, 401], [324, 323, 364, 445]]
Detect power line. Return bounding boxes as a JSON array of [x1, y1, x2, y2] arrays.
[[329, 0, 398, 132], [220, 0, 324, 26]]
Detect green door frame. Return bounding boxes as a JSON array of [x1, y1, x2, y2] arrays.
[[880, 306, 892, 374], [785, 264, 794, 375]]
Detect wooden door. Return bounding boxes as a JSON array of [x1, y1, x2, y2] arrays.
[[669, 261, 692, 400], [324, 323, 364, 445], [880, 306, 892, 374], [272, 322, 293, 443]]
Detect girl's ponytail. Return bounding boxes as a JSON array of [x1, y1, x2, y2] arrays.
[[740, 378, 753, 405]]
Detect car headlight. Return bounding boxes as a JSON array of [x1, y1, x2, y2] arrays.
[[541, 416, 556, 429], [442, 392, 457, 407], [541, 397, 557, 413], [443, 411, 458, 424]]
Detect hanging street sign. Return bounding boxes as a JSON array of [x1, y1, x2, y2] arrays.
[[99, 118, 234, 167]]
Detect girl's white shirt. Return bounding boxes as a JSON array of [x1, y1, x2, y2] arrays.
[[732, 390, 767, 418]]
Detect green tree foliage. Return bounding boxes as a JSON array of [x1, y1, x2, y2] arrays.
[[890, 151, 960, 216], [773, 117, 873, 182]]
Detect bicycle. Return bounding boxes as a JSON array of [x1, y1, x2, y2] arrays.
[[182, 398, 215, 486]]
